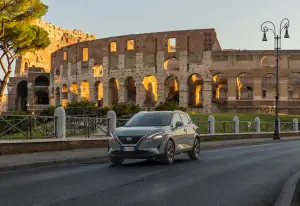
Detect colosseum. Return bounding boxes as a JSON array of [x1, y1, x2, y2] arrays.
[[6, 20, 300, 114]]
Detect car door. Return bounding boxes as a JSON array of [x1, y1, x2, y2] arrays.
[[171, 113, 185, 151], [179, 113, 194, 149]]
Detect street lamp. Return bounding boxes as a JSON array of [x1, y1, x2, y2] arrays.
[[261, 18, 290, 140]]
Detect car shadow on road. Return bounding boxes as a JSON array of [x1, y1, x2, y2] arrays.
[[108, 157, 202, 169]]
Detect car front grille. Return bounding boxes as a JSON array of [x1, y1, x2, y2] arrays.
[[117, 136, 144, 145]]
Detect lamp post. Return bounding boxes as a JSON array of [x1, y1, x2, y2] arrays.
[[261, 18, 290, 140]]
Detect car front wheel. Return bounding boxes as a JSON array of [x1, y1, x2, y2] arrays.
[[109, 156, 124, 166], [188, 138, 200, 160], [162, 140, 175, 164]]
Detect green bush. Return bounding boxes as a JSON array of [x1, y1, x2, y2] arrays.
[[40, 106, 56, 116], [155, 101, 187, 112], [99, 103, 141, 117]]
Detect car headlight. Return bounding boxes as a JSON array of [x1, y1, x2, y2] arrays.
[[108, 132, 117, 141], [147, 132, 164, 140]]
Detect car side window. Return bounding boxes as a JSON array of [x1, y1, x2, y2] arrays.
[[180, 114, 190, 125], [172, 113, 182, 127]]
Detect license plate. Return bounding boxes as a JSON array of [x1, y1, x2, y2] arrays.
[[123, 147, 135, 152]]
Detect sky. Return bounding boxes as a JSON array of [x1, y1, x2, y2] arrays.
[[42, 0, 300, 50]]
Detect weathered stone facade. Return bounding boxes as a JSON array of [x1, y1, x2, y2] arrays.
[[8, 21, 300, 114], [50, 29, 220, 113], [7, 20, 95, 112]]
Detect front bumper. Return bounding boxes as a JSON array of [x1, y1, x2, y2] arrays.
[[108, 137, 166, 159]]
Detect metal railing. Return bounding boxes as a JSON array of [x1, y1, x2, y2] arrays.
[[0, 115, 57, 139], [66, 116, 110, 138]]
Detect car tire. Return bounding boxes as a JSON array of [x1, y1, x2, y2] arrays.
[[109, 157, 124, 166], [162, 140, 175, 164], [187, 137, 200, 160]]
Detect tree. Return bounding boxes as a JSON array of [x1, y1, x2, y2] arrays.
[[0, 0, 50, 101]]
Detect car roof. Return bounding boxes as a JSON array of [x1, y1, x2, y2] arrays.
[[138, 110, 187, 115]]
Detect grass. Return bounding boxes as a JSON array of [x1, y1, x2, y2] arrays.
[[189, 113, 300, 122]]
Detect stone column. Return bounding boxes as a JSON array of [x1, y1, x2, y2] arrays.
[[118, 82, 125, 103], [202, 80, 212, 113], [157, 79, 165, 105], [179, 51, 188, 72], [279, 77, 288, 100], [103, 83, 109, 106], [90, 87, 95, 102], [136, 80, 146, 107], [227, 76, 236, 101], [253, 76, 262, 100], [179, 79, 189, 107]]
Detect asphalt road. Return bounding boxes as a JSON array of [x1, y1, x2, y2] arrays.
[[2, 141, 300, 206]]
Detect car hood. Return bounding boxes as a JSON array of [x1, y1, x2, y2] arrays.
[[114, 126, 168, 137]]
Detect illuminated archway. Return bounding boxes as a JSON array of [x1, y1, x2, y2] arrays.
[[236, 73, 253, 100], [125, 77, 136, 104], [108, 78, 119, 105], [143, 75, 158, 104], [61, 84, 68, 107], [164, 75, 179, 103], [261, 73, 276, 99], [94, 81, 104, 103], [188, 73, 203, 106], [288, 73, 300, 99], [93, 65, 104, 77], [164, 58, 180, 71], [80, 80, 90, 101], [70, 82, 78, 103], [213, 73, 227, 99]]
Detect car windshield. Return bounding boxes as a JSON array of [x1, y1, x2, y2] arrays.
[[124, 112, 173, 127]]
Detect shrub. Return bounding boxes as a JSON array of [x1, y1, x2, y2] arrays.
[[155, 101, 187, 112]]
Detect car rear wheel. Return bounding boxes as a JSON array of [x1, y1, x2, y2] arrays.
[[109, 157, 124, 166], [162, 140, 175, 164], [188, 138, 200, 160]]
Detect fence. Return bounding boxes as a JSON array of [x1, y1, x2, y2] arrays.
[[193, 116, 298, 134], [0, 115, 57, 139], [66, 116, 110, 138]]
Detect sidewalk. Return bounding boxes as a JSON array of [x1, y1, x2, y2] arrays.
[[1, 136, 300, 172]]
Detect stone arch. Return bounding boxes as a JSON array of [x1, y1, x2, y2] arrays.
[[164, 75, 179, 103], [108, 78, 119, 105], [261, 73, 276, 99], [16, 81, 28, 111], [261, 56, 276, 67], [236, 73, 253, 100], [124, 77, 136, 104], [95, 81, 103, 104], [55, 87, 60, 106], [164, 58, 180, 71], [213, 73, 227, 99], [80, 80, 90, 101], [188, 73, 203, 107], [288, 73, 300, 99], [142, 75, 158, 104], [35, 89, 49, 105], [70, 82, 78, 103], [35, 75, 50, 87]]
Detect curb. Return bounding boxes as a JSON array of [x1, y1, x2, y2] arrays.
[[275, 170, 300, 206], [0, 156, 109, 173]]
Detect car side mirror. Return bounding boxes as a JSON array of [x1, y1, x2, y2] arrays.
[[175, 121, 184, 128]]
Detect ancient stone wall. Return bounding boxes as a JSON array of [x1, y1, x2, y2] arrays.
[[51, 29, 220, 113], [14, 19, 96, 75]]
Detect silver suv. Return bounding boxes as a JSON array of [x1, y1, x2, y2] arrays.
[[108, 111, 201, 165]]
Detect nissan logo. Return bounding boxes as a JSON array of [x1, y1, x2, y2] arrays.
[[126, 137, 132, 141]]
